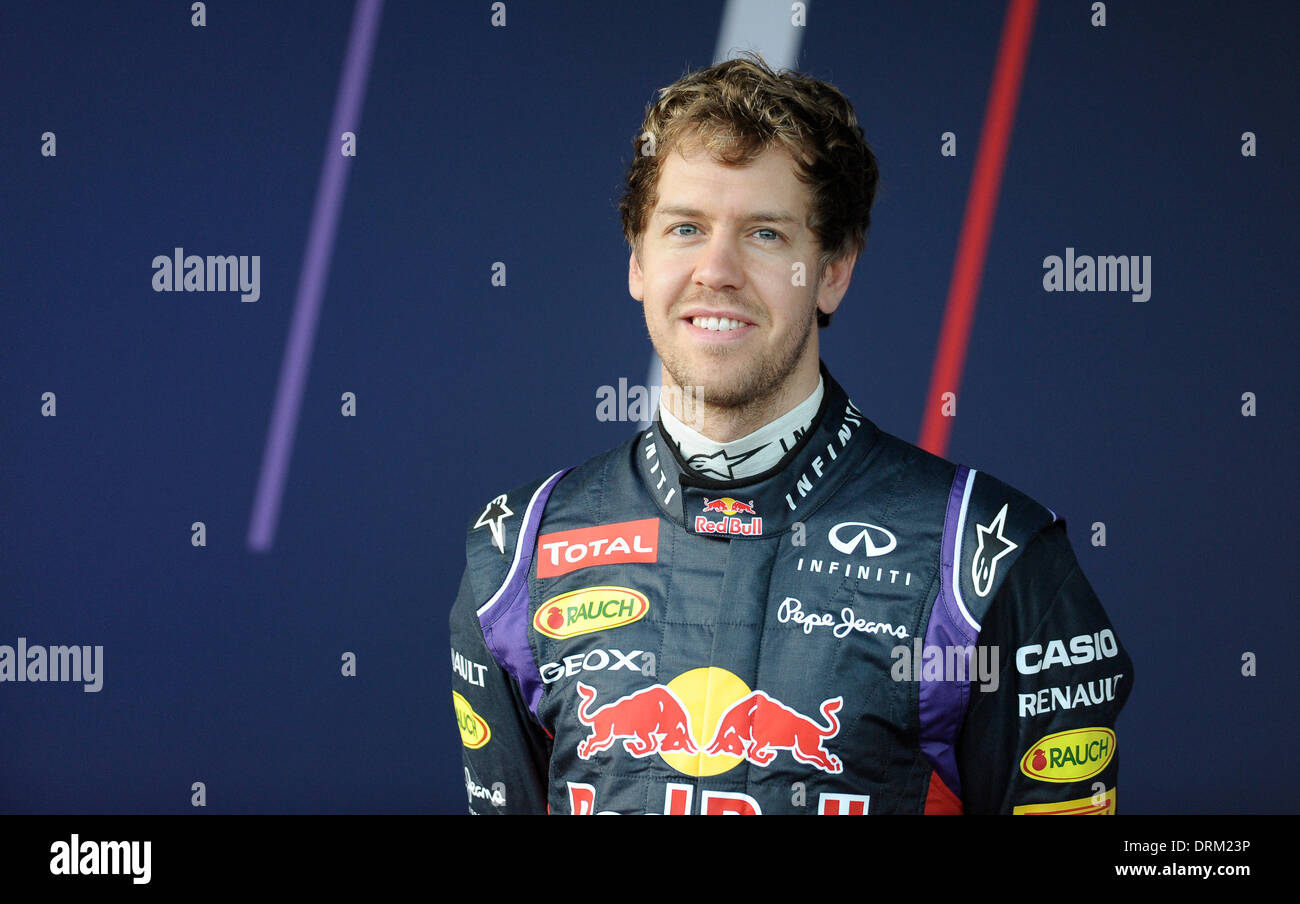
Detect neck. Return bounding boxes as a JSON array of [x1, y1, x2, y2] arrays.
[[657, 372, 825, 483], [659, 358, 822, 442]]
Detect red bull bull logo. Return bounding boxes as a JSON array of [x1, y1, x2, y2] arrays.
[[573, 668, 843, 775], [696, 498, 762, 536], [575, 683, 698, 758], [705, 690, 844, 774], [701, 497, 756, 516]]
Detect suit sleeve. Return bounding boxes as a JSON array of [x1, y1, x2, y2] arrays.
[[449, 562, 552, 814], [956, 520, 1133, 814]]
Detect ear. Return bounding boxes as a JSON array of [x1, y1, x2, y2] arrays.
[[628, 249, 645, 303], [815, 250, 858, 318]]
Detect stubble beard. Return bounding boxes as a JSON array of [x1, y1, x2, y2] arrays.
[[652, 301, 819, 418]]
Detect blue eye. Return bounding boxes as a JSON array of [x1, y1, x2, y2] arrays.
[[668, 224, 783, 242]]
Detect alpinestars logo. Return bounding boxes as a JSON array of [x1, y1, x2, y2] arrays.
[[972, 503, 1017, 597], [686, 446, 764, 480], [473, 494, 513, 554]]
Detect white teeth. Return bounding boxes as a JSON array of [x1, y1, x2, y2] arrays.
[[691, 316, 745, 332]]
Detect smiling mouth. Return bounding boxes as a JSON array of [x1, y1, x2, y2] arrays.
[[689, 316, 750, 332]]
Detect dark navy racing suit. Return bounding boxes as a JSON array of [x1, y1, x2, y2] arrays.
[[449, 366, 1133, 814]]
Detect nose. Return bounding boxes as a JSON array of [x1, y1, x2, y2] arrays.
[[693, 233, 745, 292]]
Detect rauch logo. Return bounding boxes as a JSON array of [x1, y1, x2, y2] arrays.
[[533, 587, 649, 639], [453, 691, 491, 749], [1019, 727, 1115, 783]]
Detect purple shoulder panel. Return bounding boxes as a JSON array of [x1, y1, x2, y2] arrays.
[[478, 469, 570, 718], [918, 464, 980, 800]]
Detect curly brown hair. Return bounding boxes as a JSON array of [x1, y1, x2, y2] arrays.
[[618, 51, 879, 328]]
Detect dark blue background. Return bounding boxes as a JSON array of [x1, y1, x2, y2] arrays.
[[2, 0, 1295, 814]]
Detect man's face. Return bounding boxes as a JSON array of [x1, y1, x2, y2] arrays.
[[629, 141, 852, 412]]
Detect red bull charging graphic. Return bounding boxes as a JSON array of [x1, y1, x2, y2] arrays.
[[573, 668, 842, 775], [575, 683, 698, 758], [705, 690, 843, 773], [695, 498, 762, 536]]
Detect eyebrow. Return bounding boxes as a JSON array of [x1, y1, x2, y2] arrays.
[[654, 205, 801, 225]]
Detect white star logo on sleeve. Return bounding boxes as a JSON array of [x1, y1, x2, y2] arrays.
[[972, 502, 1018, 597], [473, 494, 514, 554]]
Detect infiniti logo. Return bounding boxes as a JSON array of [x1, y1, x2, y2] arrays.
[[829, 522, 897, 557]]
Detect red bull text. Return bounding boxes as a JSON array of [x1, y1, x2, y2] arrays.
[[696, 498, 761, 535], [567, 782, 871, 815]]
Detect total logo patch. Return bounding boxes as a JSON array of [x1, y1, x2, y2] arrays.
[[694, 498, 763, 536], [1020, 727, 1115, 783], [537, 518, 659, 578], [453, 691, 490, 749], [574, 667, 843, 776], [534, 586, 649, 639]]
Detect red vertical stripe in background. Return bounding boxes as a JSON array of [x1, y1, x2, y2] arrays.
[[919, 0, 1038, 457]]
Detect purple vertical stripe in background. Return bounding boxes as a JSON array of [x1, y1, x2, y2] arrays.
[[248, 0, 385, 551]]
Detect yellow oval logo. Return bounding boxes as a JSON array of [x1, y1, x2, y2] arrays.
[[1020, 727, 1115, 783], [1013, 786, 1116, 815], [533, 586, 649, 639], [453, 691, 490, 749]]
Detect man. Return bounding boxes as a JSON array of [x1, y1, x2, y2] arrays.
[[449, 52, 1132, 815]]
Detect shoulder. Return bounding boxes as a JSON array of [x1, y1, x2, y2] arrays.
[[460, 437, 640, 592], [945, 456, 1060, 631], [863, 427, 1060, 629]]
